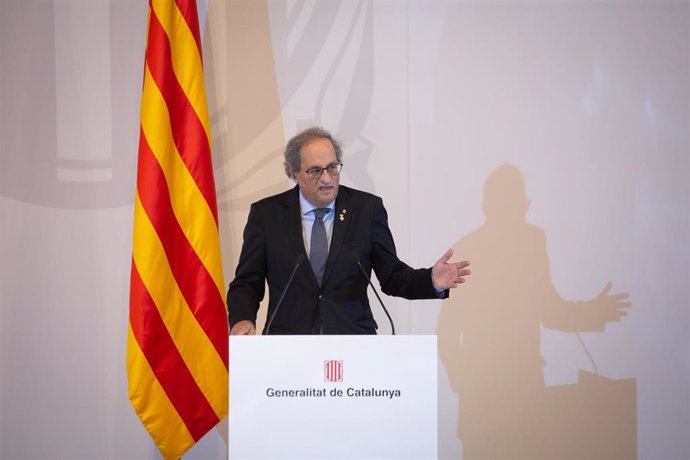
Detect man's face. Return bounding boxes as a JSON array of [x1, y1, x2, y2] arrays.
[[294, 137, 340, 208]]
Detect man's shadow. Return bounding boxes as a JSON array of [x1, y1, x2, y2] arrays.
[[438, 164, 635, 459]]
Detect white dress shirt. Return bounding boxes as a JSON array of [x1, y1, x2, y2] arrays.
[[298, 190, 336, 256]]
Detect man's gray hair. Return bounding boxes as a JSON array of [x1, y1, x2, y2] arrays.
[[283, 127, 343, 178]]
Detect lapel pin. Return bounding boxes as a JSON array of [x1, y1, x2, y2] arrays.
[[339, 209, 346, 221]]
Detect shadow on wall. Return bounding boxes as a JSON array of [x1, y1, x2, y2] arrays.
[[204, 0, 288, 270], [437, 164, 635, 460]]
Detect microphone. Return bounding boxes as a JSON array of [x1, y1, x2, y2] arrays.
[[264, 254, 305, 335], [353, 256, 396, 335]]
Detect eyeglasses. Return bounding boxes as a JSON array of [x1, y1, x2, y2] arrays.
[[303, 163, 343, 180]]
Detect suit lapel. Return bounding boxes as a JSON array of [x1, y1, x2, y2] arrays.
[[284, 185, 309, 261], [322, 187, 352, 286]]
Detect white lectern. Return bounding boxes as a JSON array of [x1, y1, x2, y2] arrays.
[[228, 335, 437, 459]]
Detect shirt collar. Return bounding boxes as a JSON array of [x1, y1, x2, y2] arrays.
[[298, 189, 336, 216]]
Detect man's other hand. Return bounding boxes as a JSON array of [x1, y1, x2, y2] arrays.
[[230, 320, 256, 335]]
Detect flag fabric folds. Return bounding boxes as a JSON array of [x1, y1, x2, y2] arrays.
[[127, 1, 228, 458]]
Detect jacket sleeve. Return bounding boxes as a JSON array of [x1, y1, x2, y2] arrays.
[[226, 203, 266, 328], [370, 197, 441, 299]]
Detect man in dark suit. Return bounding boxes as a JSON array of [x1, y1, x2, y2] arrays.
[[227, 127, 471, 335]]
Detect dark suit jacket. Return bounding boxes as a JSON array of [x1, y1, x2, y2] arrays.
[[227, 185, 446, 334]]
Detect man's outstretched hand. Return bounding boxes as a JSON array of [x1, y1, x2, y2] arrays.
[[432, 248, 471, 290]]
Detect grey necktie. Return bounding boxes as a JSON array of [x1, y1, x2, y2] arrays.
[[310, 208, 329, 285]]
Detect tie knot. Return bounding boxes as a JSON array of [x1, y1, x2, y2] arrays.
[[313, 208, 328, 221]]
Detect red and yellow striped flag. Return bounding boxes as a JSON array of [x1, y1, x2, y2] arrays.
[[127, 1, 228, 458]]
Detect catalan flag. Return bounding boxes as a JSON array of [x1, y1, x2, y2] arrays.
[[127, 1, 228, 458]]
